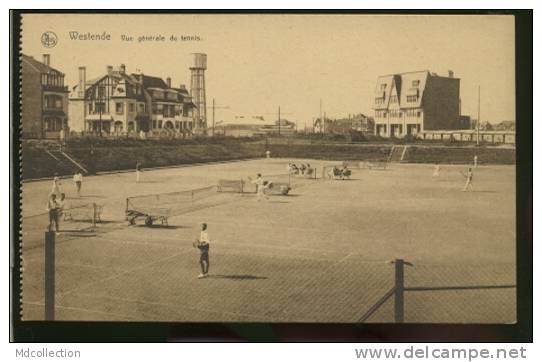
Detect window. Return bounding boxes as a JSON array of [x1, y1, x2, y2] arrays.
[[412, 80, 420, 87], [375, 97, 385, 105], [138, 103, 146, 113], [115, 103, 124, 114], [407, 95, 418, 102], [97, 86, 106, 99], [405, 109, 420, 117], [44, 95, 62, 110], [389, 110, 402, 118], [163, 105, 175, 118], [152, 120, 157, 129], [390, 95, 398, 103], [158, 120, 163, 128], [44, 118, 63, 131], [380, 83, 387, 91], [129, 103, 135, 113], [417, 111, 421, 118], [41, 73, 65, 87], [94, 102, 106, 114]]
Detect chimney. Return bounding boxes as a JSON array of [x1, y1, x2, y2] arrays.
[[448, 70, 454, 78], [78, 66, 86, 98], [106, 65, 113, 75], [119, 64, 126, 74], [166, 77, 171, 88], [42, 54, 50, 66]]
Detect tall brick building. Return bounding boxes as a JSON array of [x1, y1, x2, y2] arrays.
[[21, 54, 69, 139], [373, 70, 467, 137]]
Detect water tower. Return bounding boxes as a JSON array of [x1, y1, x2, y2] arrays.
[[190, 53, 207, 130]]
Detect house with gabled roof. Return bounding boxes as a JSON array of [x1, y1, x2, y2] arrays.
[[21, 54, 69, 139], [373, 70, 465, 137], [69, 64, 196, 136]]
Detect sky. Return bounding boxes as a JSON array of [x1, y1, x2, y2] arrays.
[[21, 14, 515, 128]]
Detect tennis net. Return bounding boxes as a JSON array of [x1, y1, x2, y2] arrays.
[[125, 185, 230, 225]]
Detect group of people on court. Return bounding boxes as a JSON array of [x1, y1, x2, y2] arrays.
[[328, 164, 351, 180], [287, 162, 312, 175], [46, 171, 84, 232], [432, 155, 477, 191]]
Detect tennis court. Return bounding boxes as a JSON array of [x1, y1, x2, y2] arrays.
[[20, 158, 516, 322]]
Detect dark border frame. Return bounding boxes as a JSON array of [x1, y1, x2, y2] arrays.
[[10, 9, 533, 342]]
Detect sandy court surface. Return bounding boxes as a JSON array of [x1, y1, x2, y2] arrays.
[[20, 159, 516, 322]]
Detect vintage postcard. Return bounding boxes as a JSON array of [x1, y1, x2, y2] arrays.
[[16, 13, 520, 325]]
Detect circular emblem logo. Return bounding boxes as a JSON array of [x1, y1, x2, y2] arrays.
[[41, 31, 58, 48]]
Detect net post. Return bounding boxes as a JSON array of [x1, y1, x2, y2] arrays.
[[44, 231, 55, 321], [394, 258, 405, 323]]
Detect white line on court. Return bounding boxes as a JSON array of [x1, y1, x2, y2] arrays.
[[61, 292, 275, 321], [22, 301, 138, 320]]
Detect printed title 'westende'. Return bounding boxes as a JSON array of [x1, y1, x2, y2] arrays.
[[69, 31, 111, 40]]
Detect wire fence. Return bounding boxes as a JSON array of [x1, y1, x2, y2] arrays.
[[360, 259, 516, 324], [22, 228, 516, 324], [19, 183, 514, 322], [21, 204, 102, 250]]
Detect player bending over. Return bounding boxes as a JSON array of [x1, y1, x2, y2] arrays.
[[193, 223, 211, 278], [249, 173, 270, 201]]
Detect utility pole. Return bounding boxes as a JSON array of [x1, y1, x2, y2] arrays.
[[278, 106, 281, 136], [319, 98, 322, 134], [477, 85, 480, 146], [210, 98, 230, 137]]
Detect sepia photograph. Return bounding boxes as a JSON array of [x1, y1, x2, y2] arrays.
[[14, 12, 524, 329]]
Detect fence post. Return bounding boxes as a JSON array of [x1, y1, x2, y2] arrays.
[[394, 258, 405, 323], [44, 231, 55, 321]]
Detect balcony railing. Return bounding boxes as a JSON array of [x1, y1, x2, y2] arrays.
[[41, 84, 69, 92]]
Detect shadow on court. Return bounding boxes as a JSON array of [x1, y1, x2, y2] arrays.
[[208, 274, 268, 281], [133, 224, 188, 229]]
